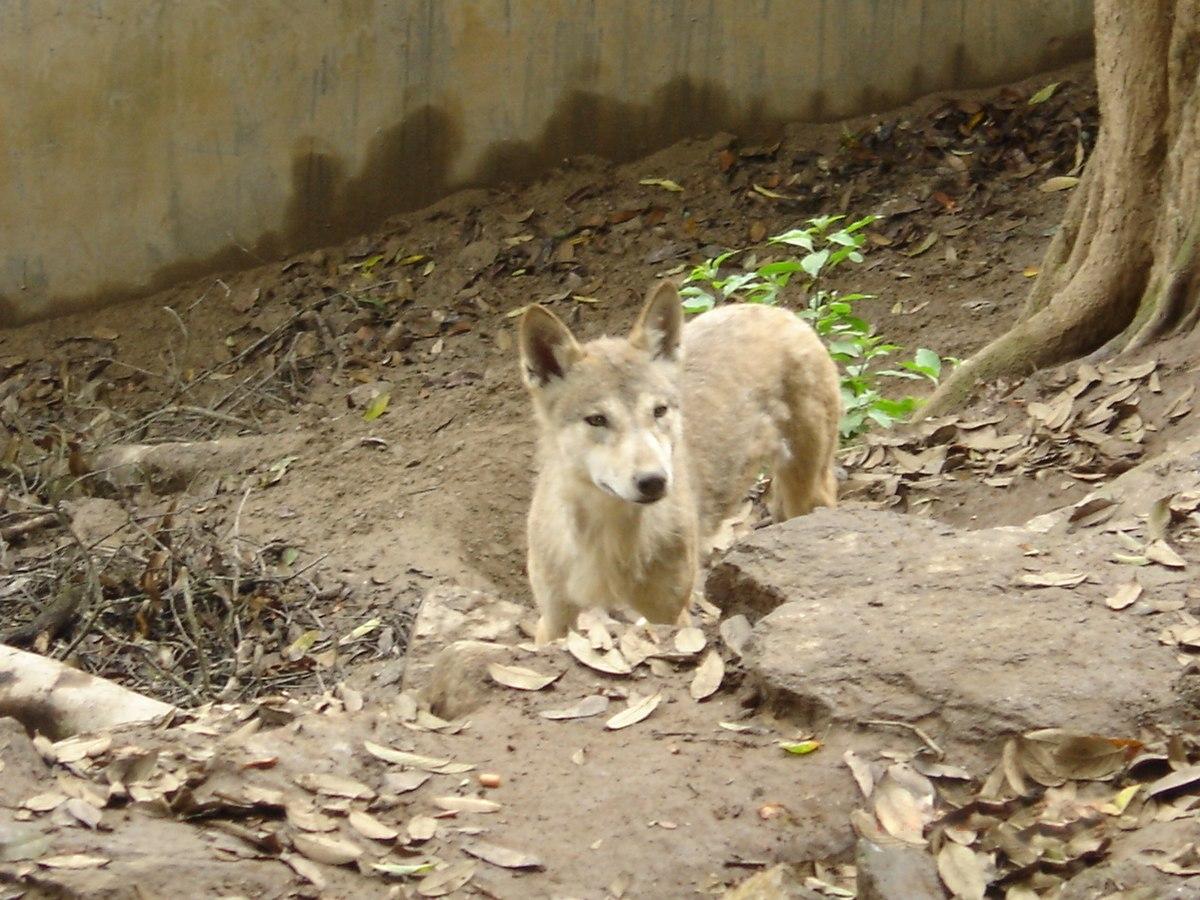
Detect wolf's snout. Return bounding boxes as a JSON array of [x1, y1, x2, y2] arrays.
[[634, 473, 668, 503]]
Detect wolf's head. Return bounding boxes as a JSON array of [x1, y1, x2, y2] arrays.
[[519, 281, 684, 505]]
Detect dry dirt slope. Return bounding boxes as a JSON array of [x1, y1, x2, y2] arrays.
[[3, 62, 1200, 898]]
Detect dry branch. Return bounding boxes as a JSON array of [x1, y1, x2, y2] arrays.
[[0, 644, 175, 737]]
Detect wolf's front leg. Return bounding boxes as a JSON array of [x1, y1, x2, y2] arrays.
[[534, 598, 580, 646]]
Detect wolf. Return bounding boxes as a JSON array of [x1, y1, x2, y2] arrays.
[[518, 280, 841, 643]]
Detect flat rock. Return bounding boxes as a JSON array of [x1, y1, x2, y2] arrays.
[[707, 508, 1191, 747], [855, 840, 945, 899]]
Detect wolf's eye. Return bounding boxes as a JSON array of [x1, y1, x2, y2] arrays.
[[584, 414, 609, 428], [653, 404, 669, 419]]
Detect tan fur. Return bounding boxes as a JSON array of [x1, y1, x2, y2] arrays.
[[520, 281, 840, 643]]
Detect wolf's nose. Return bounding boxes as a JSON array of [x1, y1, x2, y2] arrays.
[[635, 473, 667, 502]]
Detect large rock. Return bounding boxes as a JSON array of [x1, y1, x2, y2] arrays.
[[707, 508, 1192, 747]]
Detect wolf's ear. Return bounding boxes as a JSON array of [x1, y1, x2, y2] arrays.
[[630, 280, 683, 362], [519, 305, 582, 388]]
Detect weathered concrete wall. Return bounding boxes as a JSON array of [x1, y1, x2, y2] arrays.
[[0, 0, 1093, 325]]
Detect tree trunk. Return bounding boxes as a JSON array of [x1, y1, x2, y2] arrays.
[[922, 0, 1200, 417]]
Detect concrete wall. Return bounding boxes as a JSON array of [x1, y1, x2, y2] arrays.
[[0, 0, 1093, 325]]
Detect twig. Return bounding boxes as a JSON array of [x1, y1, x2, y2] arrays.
[[176, 567, 211, 694], [160, 405, 257, 430], [0, 512, 59, 541], [0, 583, 84, 648], [858, 718, 945, 759]]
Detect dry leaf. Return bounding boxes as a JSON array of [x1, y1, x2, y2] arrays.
[[1146, 540, 1186, 569], [282, 852, 326, 889], [689, 650, 724, 700], [539, 695, 609, 720], [416, 860, 476, 897], [462, 841, 545, 870], [348, 809, 399, 841], [843, 751, 876, 799], [487, 662, 561, 691], [363, 740, 473, 774], [292, 833, 363, 866], [1147, 764, 1200, 798], [383, 771, 430, 793], [63, 798, 103, 829], [674, 627, 707, 654], [566, 630, 631, 675], [22, 791, 67, 813], [605, 693, 663, 730], [1019, 571, 1087, 588], [38, 854, 109, 870], [873, 774, 931, 845], [1040, 175, 1080, 192], [431, 795, 501, 814], [1105, 580, 1142, 610], [287, 805, 338, 832], [937, 842, 989, 899], [639, 177, 684, 192], [407, 815, 439, 842], [295, 773, 375, 800]]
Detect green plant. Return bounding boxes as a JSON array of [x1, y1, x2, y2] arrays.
[[681, 215, 949, 439]]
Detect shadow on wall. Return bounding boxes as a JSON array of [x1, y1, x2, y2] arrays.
[[1, 18, 1093, 326]]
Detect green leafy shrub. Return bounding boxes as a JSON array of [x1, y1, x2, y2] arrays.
[[680, 215, 948, 439]]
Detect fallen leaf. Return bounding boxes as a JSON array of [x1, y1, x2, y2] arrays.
[[689, 650, 724, 700], [873, 775, 930, 844], [566, 630, 631, 675], [487, 662, 562, 691], [843, 751, 876, 798], [432, 796, 501, 814], [539, 695, 610, 720], [407, 816, 439, 842], [905, 232, 940, 257], [417, 860, 476, 897], [1147, 764, 1200, 798], [372, 861, 437, 877], [780, 740, 821, 756], [674, 627, 706, 654], [21, 791, 67, 813], [38, 854, 109, 870], [639, 178, 684, 192], [384, 771, 431, 793], [1019, 571, 1087, 588], [287, 805, 338, 832], [1105, 580, 1143, 611], [1040, 176, 1080, 192], [605, 693, 663, 730], [1146, 540, 1186, 569], [363, 393, 390, 421], [1148, 495, 1173, 541], [937, 842, 988, 899], [295, 773, 375, 800], [1028, 81, 1061, 105], [348, 810, 399, 841], [63, 798, 103, 829], [282, 852, 327, 888], [462, 841, 545, 870], [363, 740, 474, 774], [292, 833, 363, 866]]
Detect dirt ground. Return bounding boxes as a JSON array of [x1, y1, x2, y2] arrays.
[[4, 61, 1200, 898]]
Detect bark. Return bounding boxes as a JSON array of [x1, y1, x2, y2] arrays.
[[922, 0, 1200, 418], [0, 645, 175, 739]]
